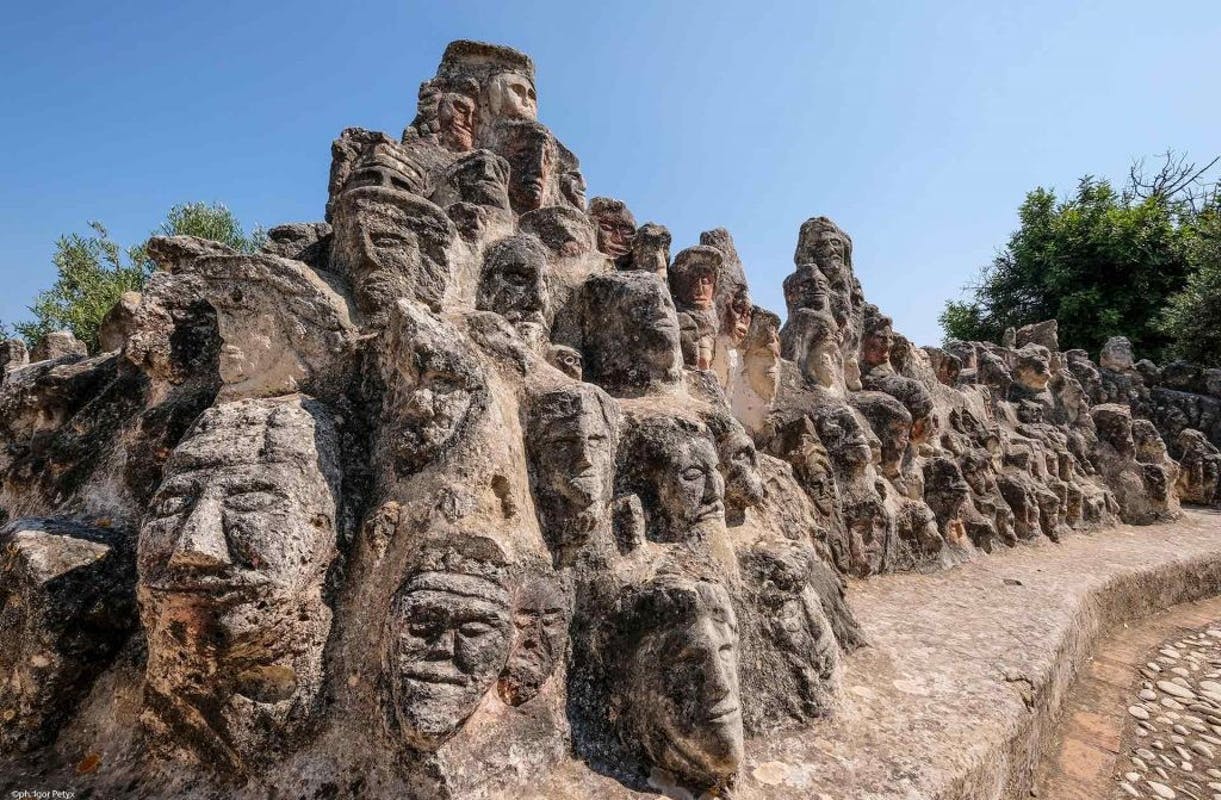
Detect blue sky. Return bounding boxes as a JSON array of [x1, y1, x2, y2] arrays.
[[1, 1, 1217, 346]]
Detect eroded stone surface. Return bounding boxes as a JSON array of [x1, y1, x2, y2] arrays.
[[0, 37, 1215, 800]]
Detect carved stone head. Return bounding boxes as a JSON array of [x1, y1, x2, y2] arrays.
[[525, 385, 620, 561], [487, 120, 557, 214], [782, 309, 843, 391], [332, 186, 457, 319], [498, 575, 570, 706], [629, 222, 672, 278], [138, 396, 340, 768], [704, 412, 764, 521], [861, 304, 894, 370], [616, 576, 743, 791], [486, 71, 537, 120], [412, 76, 480, 151], [183, 254, 356, 401], [850, 391, 912, 479], [1014, 343, 1052, 392], [380, 300, 489, 475], [383, 534, 513, 751], [741, 308, 782, 402], [588, 197, 637, 261], [794, 216, 852, 286], [669, 246, 722, 311], [724, 288, 753, 346], [519, 205, 597, 257], [813, 404, 874, 474], [782, 267, 831, 317], [476, 235, 550, 326], [430, 149, 511, 210], [580, 272, 683, 397], [619, 415, 726, 542]]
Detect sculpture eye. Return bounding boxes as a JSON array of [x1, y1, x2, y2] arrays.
[[371, 233, 407, 248], [682, 467, 704, 481], [226, 491, 278, 513], [459, 621, 492, 638], [156, 495, 193, 517]]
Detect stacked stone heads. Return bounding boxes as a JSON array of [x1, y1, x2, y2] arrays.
[[0, 38, 1207, 800]]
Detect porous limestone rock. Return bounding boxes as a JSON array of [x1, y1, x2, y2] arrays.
[[0, 38, 1202, 800]]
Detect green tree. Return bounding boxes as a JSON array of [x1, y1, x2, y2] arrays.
[[9, 203, 264, 352], [941, 152, 1218, 362], [1158, 206, 1221, 366]]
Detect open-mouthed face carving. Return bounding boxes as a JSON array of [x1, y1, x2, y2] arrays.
[[333, 187, 455, 317], [499, 577, 569, 706], [488, 72, 537, 120], [476, 236, 550, 326], [385, 567, 513, 750], [526, 386, 618, 555], [621, 579, 743, 789], [546, 344, 583, 379]]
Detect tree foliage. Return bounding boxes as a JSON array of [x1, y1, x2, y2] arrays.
[[9, 203, 263, 352], [1158, 206, 1221, 366], [942, 152, 1220, 363]]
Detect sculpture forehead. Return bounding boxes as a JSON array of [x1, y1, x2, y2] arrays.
[[437, 39, 535, 84], [398, 572, 512, 608], [530, 386, 618, 430], [338, 187, 455, 237], [166, 399, 334, 473]]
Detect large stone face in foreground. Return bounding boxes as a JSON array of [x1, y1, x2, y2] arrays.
[[0, 39, 1209, 800]]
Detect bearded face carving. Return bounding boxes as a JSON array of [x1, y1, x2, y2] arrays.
[[138, 397, 340, 771], [782, 268, 831, 317], [616, 577, 743, 792], [383, 536, 513, 751], [814, 404, 874, 475], [526, 385, 619, 562], [332, 187, 457, 320], [705, 413, 764, 522]]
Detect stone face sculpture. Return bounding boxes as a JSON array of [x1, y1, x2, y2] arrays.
[[0, 517, 135, 751], [138, 396, 340, 772], [578, 271, 683, 397], [332, 185, 457, 319], [525, 384, 620, 564], [588, 197, 637, 262], [618, 415, 726, 542], [476, 235, 550, 327], [670, 245, 722, 370], [4, 37, 1208, 800], [498, 574, 570, 706], [382, 534, 513, 751], [613, 576, 743, 794]]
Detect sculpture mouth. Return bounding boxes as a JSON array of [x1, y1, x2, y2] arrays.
[[694, 502, 724, 523], [401, 667, 469, 687], [145, 572, 270, 598], [706, 699, 740, 723]]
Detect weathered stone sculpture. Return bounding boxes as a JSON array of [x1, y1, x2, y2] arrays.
[[138, 396, 340, 773], [1, 37, 1207, 800]]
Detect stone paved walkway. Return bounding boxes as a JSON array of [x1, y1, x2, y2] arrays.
[[527, 509, 1221, 799], [1037, 595, 1221, 800]]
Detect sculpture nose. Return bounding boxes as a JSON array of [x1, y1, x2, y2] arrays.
[[169, 495, 232, 570], [425, 627, 456, 659]]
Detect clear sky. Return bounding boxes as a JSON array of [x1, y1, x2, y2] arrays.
[[2, 1, 1217, 346]]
